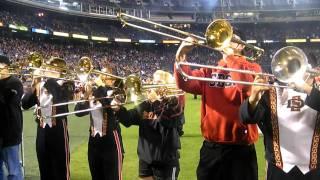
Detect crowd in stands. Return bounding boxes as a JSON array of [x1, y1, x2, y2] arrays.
[[1, 35, 319, 81], [1, 5, 320, 41], [0, 4, 320, 80], [0, 36, 218, 81]]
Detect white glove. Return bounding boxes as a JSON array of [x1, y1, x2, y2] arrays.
[[107, 90, 114, 97]]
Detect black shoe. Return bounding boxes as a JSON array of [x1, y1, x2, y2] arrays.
[[179, 130, 184, 137]]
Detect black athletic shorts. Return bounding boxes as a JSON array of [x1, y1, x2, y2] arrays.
[[139, 159, 180, 180]]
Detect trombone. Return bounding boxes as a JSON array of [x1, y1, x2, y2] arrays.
[[43, 72, 184, 119], [41, 103, 126, 119], [27, 53, 80, 82], [124, 72, 184, 104], [117, 13, 264, 61], [176, 46, 319, 88], [76, 56, 125, 82], [0, 62, 32, 77], [6, 52, 82, 82]]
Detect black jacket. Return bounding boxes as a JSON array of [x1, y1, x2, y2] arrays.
[[0, 76, 23, 147], [22, 78, 72, 124], [116, 97, 182, 164]]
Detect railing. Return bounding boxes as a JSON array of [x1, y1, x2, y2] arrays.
[[4, 0, 320, 24], [5, 0, 151, 20]]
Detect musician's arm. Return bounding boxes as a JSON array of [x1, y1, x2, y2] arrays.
[[159, 97, 183, 128], [174, 38, 204, 95], [116, 106, 141, 127], [240, 94, 268, 124], [305, 84, 320, 112], [21, 89, 38, 110], [74, 102, 90, 117]]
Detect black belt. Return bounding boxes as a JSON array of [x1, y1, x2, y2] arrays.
[[203, 140, 254, 149]]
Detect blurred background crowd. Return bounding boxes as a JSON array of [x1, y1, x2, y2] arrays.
[[0, 2, 320, 82]]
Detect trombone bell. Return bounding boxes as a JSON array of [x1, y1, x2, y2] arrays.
[[205, 19, 233, 51], [77, 56, 93, 82], [124, 74, 144, 103], [28, 52, 43, 68], [271, 46, 308, 83]]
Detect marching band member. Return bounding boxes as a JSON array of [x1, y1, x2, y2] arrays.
[[115, 71, 183, 180], [174, 34, 261, 180], [0, 54, 24, 180], [153, 70, 186, 136], [240, 69, 320, 179], [21, 57, 73, 180], [74, 62, 123, 180]]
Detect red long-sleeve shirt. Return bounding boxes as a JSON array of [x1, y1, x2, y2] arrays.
[[174, 55, 261, 144]]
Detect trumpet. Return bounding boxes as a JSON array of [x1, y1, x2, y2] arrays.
[[117, 13, 264, 61]]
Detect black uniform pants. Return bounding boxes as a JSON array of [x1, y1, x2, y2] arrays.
[[266, 162, 320, 180], [36, 119, 70, 180], [88, 130, 123, 180], [197, 140, 258, 180]]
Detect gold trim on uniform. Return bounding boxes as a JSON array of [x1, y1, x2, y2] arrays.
[[52, 106, 57, 127], [102, 112, 108, 136], [269, 88, 283, 168], [310, 113, 320, 169]]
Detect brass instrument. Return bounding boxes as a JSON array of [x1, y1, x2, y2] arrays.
[[76, 56, 125, 82], [117, 13, 264, 61], [45, 71, 184, 118], [29, 53, 67, 75], [271, 46, 319, 83], [37, 58, 127, 110], [0, 53, 66, 78], [0, 62, 30, 77], [27, 52, 80, 82], [177, 46, 318, 88], [124, 71, 184, 104]]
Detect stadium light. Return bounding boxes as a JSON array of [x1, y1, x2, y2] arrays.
[[9, 24, 28, 31], [263, 40, 274, 43], [0, 22, 3, 27], [310, 39, 320, 42], [247, 12, 254, 16], [72, 34, 88, 39], [115, 38, 131, 42], [162, 40, 180, 44], [53, 31, 69, 37], [91, 36, 108, 41], [246, 40, 257, 43], [286, 39, 306, 43], [139, 40, 156, 43], [32, 28, 49, 35]]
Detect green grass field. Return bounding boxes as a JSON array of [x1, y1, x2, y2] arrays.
[[22, 94, 266, 180]]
